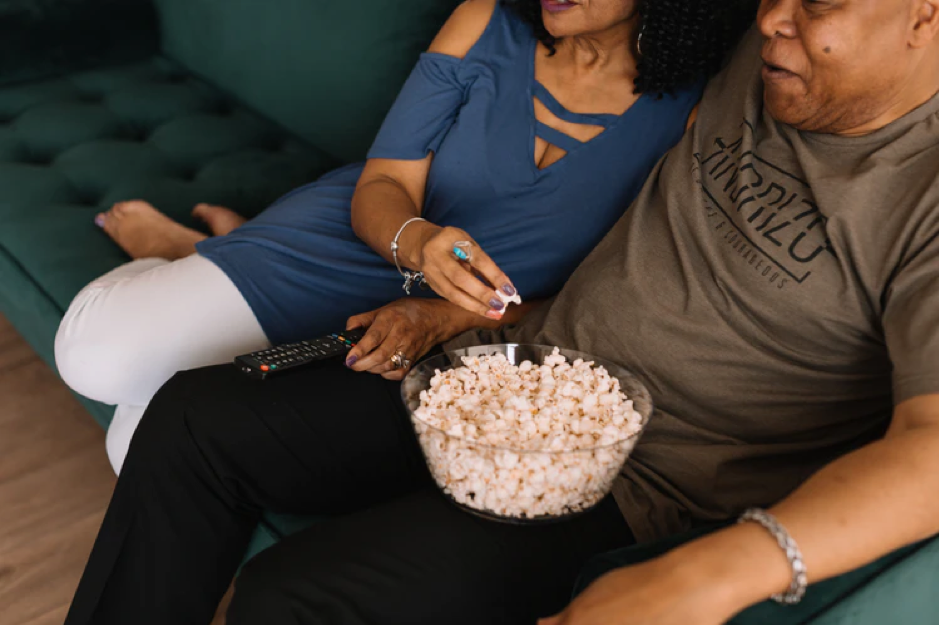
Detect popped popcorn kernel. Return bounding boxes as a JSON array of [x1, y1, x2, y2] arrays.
[[412, 348, 645, 519]]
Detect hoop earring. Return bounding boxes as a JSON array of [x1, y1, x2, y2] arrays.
[[636, 29, 645, 57]]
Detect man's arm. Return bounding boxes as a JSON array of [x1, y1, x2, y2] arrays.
[[545, 394, 939, 624], [694, 393, 939, 612]]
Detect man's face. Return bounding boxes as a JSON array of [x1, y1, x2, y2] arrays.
[[758, 0, 921, 134]]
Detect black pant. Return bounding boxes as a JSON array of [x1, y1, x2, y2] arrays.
[[65, 361, 634, 625]]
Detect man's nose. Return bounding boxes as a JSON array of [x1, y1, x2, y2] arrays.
[[758, 0, 798, 40]]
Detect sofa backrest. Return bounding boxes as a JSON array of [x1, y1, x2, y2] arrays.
[[152, 0, 461, 163]]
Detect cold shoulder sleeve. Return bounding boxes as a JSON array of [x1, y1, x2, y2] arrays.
[[367, 52, 469, 161]]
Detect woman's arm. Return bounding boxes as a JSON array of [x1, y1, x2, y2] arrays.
[[543, 394, 939, 624], [351, 0, 513, 317]]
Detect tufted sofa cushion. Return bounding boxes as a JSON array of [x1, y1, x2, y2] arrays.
[[0, 56, 338, 424], [153, 0, 462, 163], [0, 0, 158, 88]]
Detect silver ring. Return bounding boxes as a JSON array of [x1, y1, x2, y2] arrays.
[[391, 351, 411, 370], [453, 241, 473, 263]]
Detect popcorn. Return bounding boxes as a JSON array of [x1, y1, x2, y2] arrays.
[[412, 349, 645, 520], [496, 289, 523, 307]]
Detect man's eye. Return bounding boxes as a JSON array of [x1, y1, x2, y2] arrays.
[[802, 0, 831, 12]]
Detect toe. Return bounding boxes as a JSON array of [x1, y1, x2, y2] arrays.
[[121, 200, 153, 215], [101, 213, 121, 237], [94, 213, 106, 228]]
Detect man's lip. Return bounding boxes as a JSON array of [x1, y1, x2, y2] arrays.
[[761, 55, 797, 75], [761, 59, 798, 77]]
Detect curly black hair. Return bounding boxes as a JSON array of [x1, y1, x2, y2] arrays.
[[504, 0, 757, 95]]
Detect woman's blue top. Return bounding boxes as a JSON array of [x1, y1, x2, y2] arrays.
[[197, 3, 701, 344]]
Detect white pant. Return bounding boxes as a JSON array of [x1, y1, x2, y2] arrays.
[[55, 255, 270, 473]]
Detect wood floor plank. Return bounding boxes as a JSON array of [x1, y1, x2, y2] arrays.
[[20, 605, 70, 625], [0, 318, 38, 374], [0, 315, 228, 623], [0, 315, 117, 623], [0, 444, 115, 560], [0, 512, 104, 625]]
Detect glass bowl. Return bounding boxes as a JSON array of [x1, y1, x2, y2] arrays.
[[401, 344, 653, 524]]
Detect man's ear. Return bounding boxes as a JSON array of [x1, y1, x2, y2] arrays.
[[910, 0, 939, 49]]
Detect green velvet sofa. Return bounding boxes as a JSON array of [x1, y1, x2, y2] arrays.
[[0, 0, 461, 567], [0, 1, 936, 622]]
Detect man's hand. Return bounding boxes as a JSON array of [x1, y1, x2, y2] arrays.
[[539, 558, 734, 625]]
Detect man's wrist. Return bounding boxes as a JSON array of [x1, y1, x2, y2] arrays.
[[661, 524, 795, 618]]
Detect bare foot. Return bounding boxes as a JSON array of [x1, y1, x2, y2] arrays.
[[192, 203, 247, 237], [96, 201, 207, 260]]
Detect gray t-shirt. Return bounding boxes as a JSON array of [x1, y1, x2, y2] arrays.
[[447, 29, 939, 542]]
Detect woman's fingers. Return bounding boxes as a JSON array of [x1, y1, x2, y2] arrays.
[[353, 316, 403, 372], [465, 246, 515, 302], [425, 235, 514, 315], [423, 255, 499, 317], [346, 310, 377, 331], [345, 319, 388, 368], [381, 368, 409, 381], [430, 270, 496, 318], [441, 259, 506, 316]]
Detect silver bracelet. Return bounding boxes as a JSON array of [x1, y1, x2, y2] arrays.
[[738, 508, 808, 605], [390, 217, 428, 295]]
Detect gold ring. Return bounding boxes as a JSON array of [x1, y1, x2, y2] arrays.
[[391, 351, 411, 370]]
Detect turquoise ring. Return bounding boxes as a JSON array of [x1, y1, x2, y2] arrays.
[[453, 241, 473, 262]]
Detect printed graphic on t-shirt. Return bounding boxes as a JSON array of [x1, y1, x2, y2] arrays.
[[691, 120, 835, 290]]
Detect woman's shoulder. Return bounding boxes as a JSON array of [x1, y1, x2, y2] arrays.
[[427, 1, 532, 61], [428, 0, 501, 60]]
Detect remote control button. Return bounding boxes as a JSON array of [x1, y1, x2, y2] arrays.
[[260, 365, 270, 372]]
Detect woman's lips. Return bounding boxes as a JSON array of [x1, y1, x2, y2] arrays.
[[541, 0, 577, 13]]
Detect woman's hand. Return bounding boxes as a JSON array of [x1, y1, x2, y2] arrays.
[[343, 298, 467, 380], [344, 295, 540, 380], [539, 557, 737, 625], [414, 225, 517, 319]]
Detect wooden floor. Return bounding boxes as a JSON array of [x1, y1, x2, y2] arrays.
[[0, 315, 228, 624]]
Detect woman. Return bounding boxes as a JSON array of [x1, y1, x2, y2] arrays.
[[55, 0, 753, 472]]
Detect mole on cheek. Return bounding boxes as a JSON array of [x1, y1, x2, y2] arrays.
[[823, 46, 832, 54]]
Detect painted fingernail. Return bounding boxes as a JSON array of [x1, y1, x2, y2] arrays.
[[94, 214, 106, 228], [489, 297, 505, 311], [486, 310, 504, 321], [345, 355, 358, 368], [502, 284, 517, 297]]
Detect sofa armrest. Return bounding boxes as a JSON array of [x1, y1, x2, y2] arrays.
[[0, 0, 159, 87]]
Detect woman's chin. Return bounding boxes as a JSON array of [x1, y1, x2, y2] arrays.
[[542, 21, 577, 40]]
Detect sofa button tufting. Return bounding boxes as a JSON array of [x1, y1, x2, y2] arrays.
[[24, 153, 54, 166], [79, 93, 105, 105], [179, 168, 199, 182]]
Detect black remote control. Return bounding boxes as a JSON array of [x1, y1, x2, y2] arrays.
[[234, 328, 367, 380]]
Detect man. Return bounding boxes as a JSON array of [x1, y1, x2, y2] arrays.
[[66, 0, 939, 623]]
